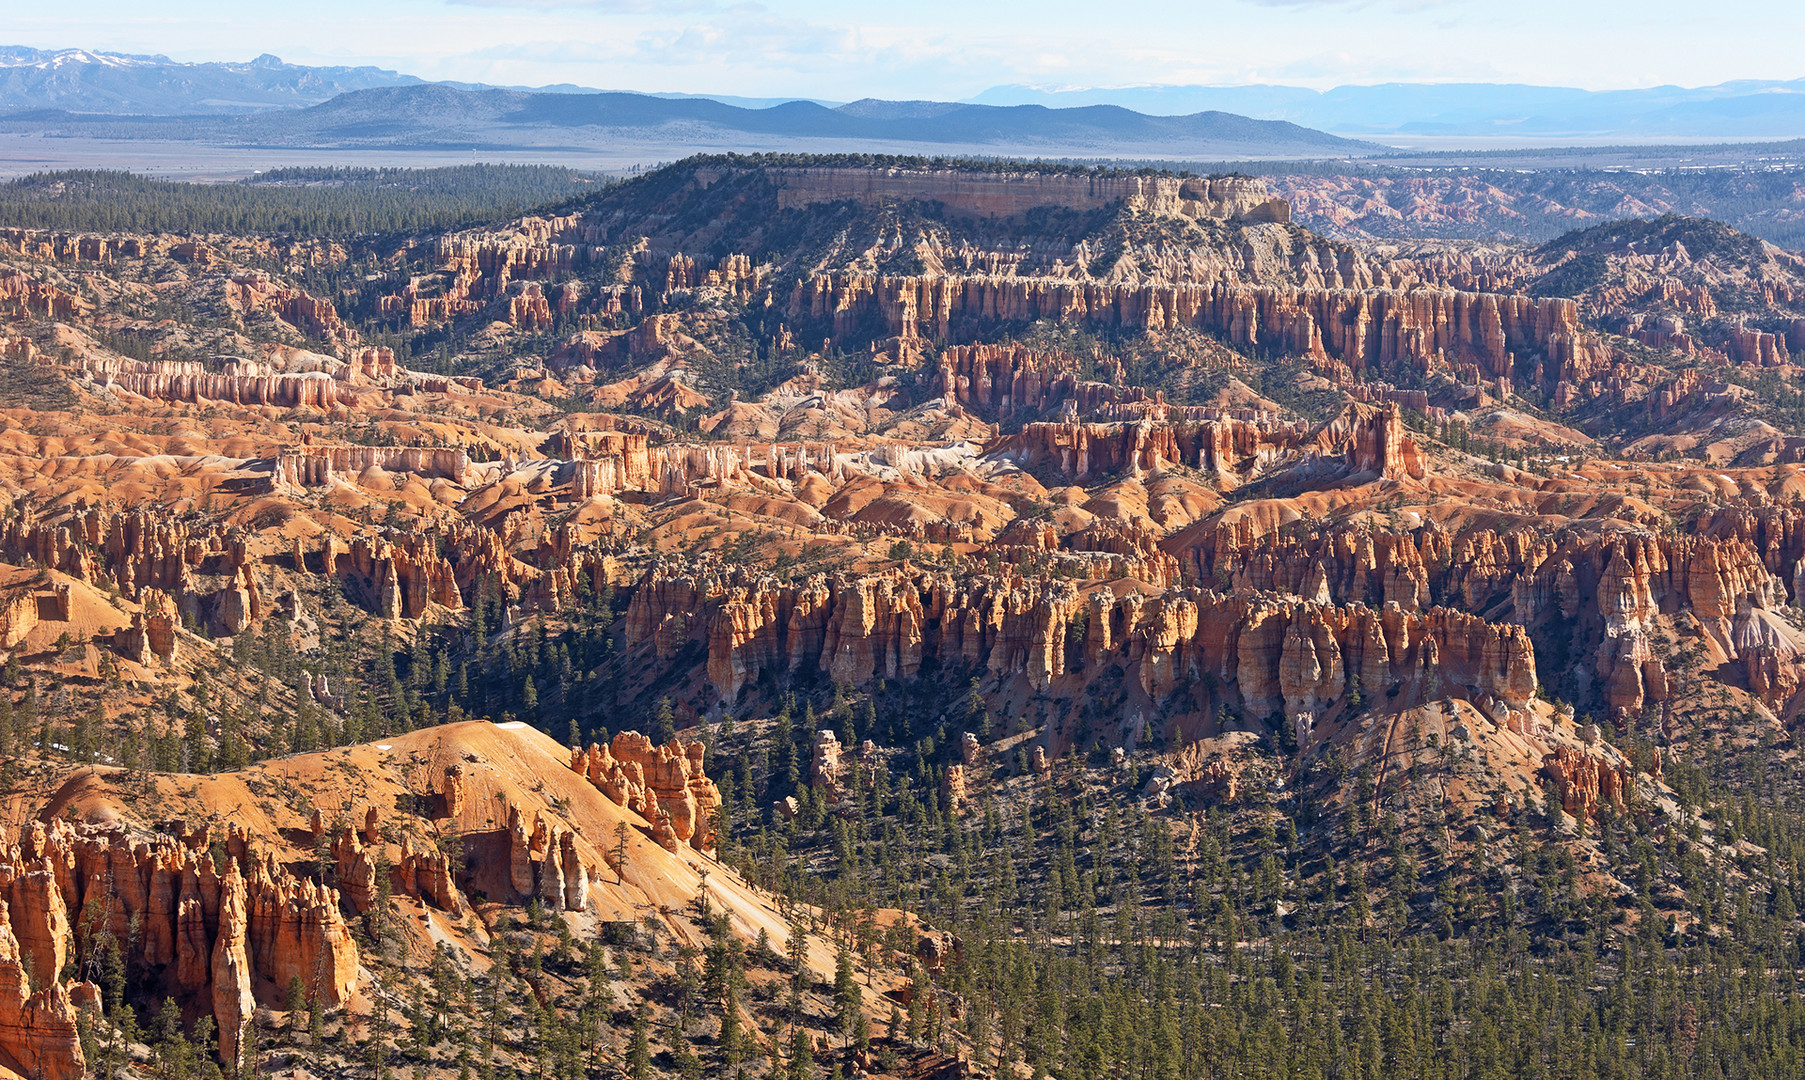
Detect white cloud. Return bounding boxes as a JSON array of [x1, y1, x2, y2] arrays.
[[451, 0, 723, 11]]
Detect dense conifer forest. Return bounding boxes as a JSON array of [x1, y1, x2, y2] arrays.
[[0, 165, 608, 236]]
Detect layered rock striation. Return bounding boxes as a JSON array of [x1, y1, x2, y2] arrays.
[[87, 358, 353, 410], [792, 275, 1602, 386], [627, 558, 1536, 741], [768, 168, 1291, 223], [995, 401, 1425, 484], [273, 445, 472, 489], [1172, 515, 1797, 717]]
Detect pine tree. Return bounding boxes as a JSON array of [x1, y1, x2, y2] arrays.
[[652, 697, 675, 745], [787, 914, 809, 1007], [25, 681, 44, 755], [614, 822, 629, 884], [834, 942, 862, 1047], [628, 1004, 652, 1080], [772, 700, 795, 793], [789, 1022, 815, 1080], [285, 976, 308, 1045]]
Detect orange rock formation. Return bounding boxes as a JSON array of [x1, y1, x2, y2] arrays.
[[570, 733, 723, 854]]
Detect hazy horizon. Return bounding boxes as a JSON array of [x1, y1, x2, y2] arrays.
[[10, 0, 1803, 105], [8, 43, 1805, 107]]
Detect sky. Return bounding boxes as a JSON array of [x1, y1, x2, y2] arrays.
[[10, 0, 1805, 101]]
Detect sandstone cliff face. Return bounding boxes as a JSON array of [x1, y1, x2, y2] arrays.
[[210, 863, 256, 1071], [932, 342, 1283, 422], [936, 343, 1121, 419], [0, 226, 346, 271], [332, 823, 379, 912], [508, 805, 535, 898], [811, 730, 845, 800], [767, 167, 1290, 224], [1543, 744, 1635, 820], [0, 268, 87, 320], [571, 733, 721, 855], [0, 895, 82, 1080], [397, 834, 462, 915], [326, 531, 464, 620], [442, 764, 465, 818], [1171, 515, 1794, 717], [994, 401, 1424, 485], [498, 803, 594, 909], [304, 514, 594, 627], [0, 589, 37, 650], [941, 765, 969, 815], [433, 215, 595, 285], [564, 436, 863, 502], [381, 218, 743, 331], [625, 557, 1536, 739], [344, 165, 1614, 408], [273, 445, 471, 489], [115, 594, 181, 666], [791, 273, 1599, 387], [563, 443, 1797, 731], [88, 358, 352, 410], [0, 503, 261, 647], [222, 273, 356, 349], [0, 504, 245, 601], [0, 817, 359, 1079]]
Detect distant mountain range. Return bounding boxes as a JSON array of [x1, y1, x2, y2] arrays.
[[0, 59, 1377, 160], [4, 46, 1802, 153], [0, 47, 842, 116], [970, 81, 1805, 140], [0, 47, 423, 115]]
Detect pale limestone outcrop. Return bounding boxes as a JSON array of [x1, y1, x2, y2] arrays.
[[508, 805, 536, 898], [770, 167, 1289, 223]]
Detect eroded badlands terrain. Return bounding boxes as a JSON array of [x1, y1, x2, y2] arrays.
[[1, 157, 1804, 1078]]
